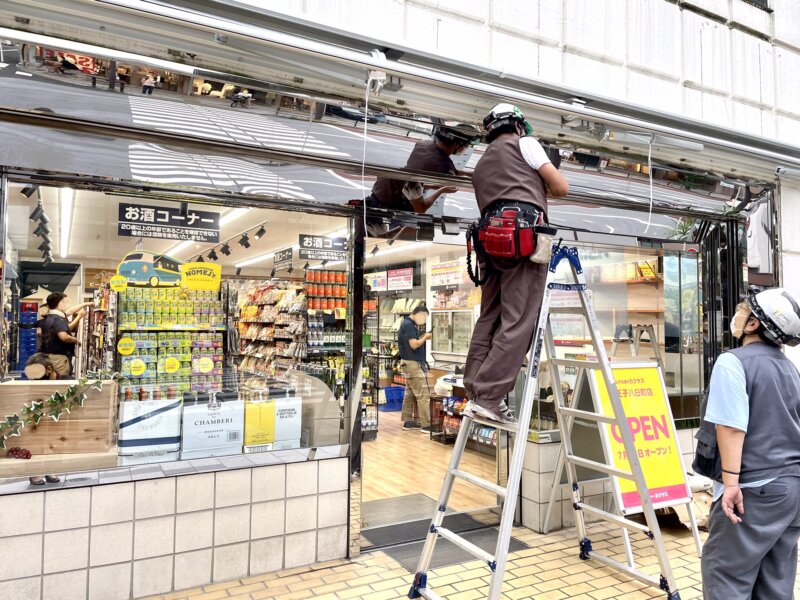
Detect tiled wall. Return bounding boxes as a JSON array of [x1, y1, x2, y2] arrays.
[[521, 429, 698, 534], [0, 457, 350, 600]]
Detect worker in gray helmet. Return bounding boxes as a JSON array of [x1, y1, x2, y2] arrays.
[[700, 286, 800, 599], [463, 103, 569, 424]]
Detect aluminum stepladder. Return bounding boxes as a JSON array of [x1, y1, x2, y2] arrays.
[[543, 249, 682, 599], [408, 245, 682, 600]]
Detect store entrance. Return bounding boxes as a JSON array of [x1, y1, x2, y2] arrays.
[[359, 236, 504, 549]]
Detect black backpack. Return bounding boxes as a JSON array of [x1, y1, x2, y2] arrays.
[[693, 351, 754, 482], [692, 387, 723, 482]]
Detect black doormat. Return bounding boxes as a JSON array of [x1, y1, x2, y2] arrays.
[[362, 494, 440, 529], [381, 527, 529, 572], [362, 512, 488, 549]]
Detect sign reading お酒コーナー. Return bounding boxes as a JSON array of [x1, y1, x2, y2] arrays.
[[590, 363, 691, 514], [118, 203, 220, 243]]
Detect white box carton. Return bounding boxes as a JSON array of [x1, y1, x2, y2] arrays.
[[181, 400, 245, 460], [118, 399, 182, 456]]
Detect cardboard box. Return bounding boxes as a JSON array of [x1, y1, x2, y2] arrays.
[[180, 400, 245, 459], [118, 399, 182, 455], [244, 396, 302, 453], [118, 451, 179, 466]]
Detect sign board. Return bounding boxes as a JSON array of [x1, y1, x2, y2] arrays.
[[118, 203, 220, 243], [591, 363, 691, 514], [243, 397, 302, 452], [298, 234, 347, 261], [387, 267, 414, 291], [365, 271, 387, 293], [40, 47, 97, 72], [274, 248, 293, 271], [431, 259, 467, 289], [179, 262, 222, 291]]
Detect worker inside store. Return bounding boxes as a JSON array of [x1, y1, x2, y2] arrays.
[[397, 305, 433, 432]]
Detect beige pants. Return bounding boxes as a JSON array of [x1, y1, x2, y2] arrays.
[[48, 354, 72, 377], [400, 360, 431, 427]]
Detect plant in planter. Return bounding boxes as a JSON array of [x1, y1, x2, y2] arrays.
[[0, 376, 119, 451]]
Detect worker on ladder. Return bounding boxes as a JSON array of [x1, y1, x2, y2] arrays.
[[463, 103, 569, 424]]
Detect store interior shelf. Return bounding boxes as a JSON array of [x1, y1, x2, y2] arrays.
[[119, 325, 226, 332]]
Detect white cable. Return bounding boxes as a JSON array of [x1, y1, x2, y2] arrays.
[[361, 81, 371, 239], [643, 135, 654, 234]]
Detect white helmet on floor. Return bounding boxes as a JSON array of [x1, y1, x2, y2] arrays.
[[746, 286, 800, 346]]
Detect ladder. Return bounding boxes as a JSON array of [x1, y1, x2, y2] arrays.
[[408, 245, 682, 600]]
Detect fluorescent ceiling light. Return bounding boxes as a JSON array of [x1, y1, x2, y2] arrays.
[[59, 188, 74, 259], [368, 241, 431, 259], [168, 240, 195, 256], [220, 207, 248, 225], [235, 251, 275, 268]]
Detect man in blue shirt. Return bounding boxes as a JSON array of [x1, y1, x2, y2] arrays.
[[397, 305, 432, 432], [701, 288, 800, 599]]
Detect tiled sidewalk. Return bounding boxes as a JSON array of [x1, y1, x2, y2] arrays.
[[141, 521, 800, 600], [141, 522, 714, 600]]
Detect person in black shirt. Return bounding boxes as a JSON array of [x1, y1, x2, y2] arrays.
[[368, 123, 481, 214], [40, 292, 82, 377], [397, 305, 432, 432]]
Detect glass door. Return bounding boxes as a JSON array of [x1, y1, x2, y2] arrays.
[[431, 312, 452, 353]]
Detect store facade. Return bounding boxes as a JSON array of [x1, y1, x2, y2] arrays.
[[0, 7, 797, 598]]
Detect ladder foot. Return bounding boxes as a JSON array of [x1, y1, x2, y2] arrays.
[[666, 593, 681, 600], [408, 573, 426, 598], [660, 575, 681, 599], [579, 538, 593, 560]]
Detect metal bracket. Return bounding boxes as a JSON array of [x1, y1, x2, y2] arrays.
[[429, 525, 437, 534], [659, 575, 671, 593], [645, 530, 655, 540], [488, 561, 497, 572], [572, 503, 581, 511]]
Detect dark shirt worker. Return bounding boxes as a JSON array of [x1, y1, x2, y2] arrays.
[[397, 305, 433, 432], [40, 292, 81, 377], [368, 123, 481, 215]]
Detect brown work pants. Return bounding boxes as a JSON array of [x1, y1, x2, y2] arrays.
[[48, 354, 72, 377], [464, 257, 547, 408], [400, 360, 431, 427]]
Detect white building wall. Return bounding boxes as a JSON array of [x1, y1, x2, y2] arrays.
[[270, 0, 800, 142]]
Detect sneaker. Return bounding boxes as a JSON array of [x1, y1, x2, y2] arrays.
[[403, 421, 421, 430], [462, 401, 518, 425], [497, 400, 517, 421], [420, 426, 433, 434]]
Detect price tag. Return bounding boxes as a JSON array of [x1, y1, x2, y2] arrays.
[[164, 357, 180, 374], [110, 275, 128, 293], [334, 307, 347, 320], [197, 356, 214, 374], [117, 337, 136, 356], [130, 359, 146, 377]]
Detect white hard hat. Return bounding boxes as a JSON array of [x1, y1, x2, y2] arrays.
[[747, 286, 800, 346]]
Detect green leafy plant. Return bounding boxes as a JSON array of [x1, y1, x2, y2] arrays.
[[0, 376, 119, 451]]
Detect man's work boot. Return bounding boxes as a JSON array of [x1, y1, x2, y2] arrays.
[[403, 420, 421, 430]]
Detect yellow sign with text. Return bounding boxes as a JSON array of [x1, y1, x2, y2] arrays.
[[117, 337, 135, 356], [592, 364, 690, 514], [197, 356, 214, 374], [164, 357, 180, 374], [110, 275, 128, 293], [129, 359, 146, 377], [179, 262, 222, 291], [244, 400, 276, 446]]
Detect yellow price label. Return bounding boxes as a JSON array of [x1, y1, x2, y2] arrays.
[[197, 356, 214, 374], [164, 357, 180, 374], [117, 337, 136, 356], [130, 359, 146, 377], [334, 307, 347, 320], [110, 275, 128, 293]]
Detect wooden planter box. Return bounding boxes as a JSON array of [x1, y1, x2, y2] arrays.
[[0, 380, 118, 476]]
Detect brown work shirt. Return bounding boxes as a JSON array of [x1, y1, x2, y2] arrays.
[[472, 135, 548, 217], [371, 140, 456, 212]]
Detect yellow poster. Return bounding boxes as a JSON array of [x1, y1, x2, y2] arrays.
[[592, 364, 690, 513], [179, 262, 222, 291], [244, 400, 276, 446]]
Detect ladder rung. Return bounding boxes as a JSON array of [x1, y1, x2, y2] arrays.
[[418, 588, 444, 600], [468, 415, 519, 433], [575, 502, 650, 534], [549, 307, 586, 314], [585, 551, 661, 588], [435, 527, 495, 564], [451, 469, 507, 498], [567, 455, 634, 480], [550, 358, 602, 369], [557, 406, 617, 425]]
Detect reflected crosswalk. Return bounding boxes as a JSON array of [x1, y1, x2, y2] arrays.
[[128, 143, 315, 200], [128, 97, 349, 157]]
